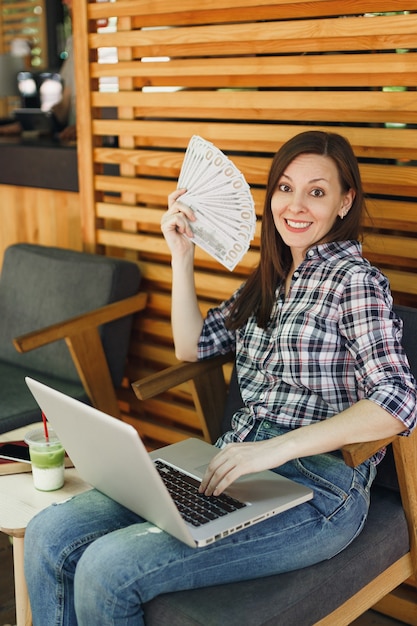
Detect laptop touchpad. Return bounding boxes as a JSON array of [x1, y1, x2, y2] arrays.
[[194, 464, 208, 477]]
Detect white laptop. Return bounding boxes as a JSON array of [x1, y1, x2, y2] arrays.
[[25, 377, 313, 548]]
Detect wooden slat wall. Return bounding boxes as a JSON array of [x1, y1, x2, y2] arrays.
[[72, 0, 417, 449]]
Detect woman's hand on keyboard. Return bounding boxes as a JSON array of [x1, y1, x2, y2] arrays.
[[199, 438, 289, 497]]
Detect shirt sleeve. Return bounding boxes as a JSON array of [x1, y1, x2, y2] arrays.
[[197, 288, 242, 359], [338, 267, 417, 434]]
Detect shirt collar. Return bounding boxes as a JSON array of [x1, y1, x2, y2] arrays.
[[304, 240, 362, 263]]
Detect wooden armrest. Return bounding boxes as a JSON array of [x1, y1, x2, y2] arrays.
[[133, 353, 233, 443], [12, 291, 147, 420], [13, 292, 147, 353], [132, 353, 233, 400], [134, 354, 396, 459], [341, 436, 396, 467]]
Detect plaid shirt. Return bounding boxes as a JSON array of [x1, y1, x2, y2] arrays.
[[198, 241, 417, 459]]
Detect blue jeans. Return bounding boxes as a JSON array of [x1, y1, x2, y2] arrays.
[[24, 421, 376, 625]]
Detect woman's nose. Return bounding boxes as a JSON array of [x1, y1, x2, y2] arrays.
[[287, 194, 306, 213]]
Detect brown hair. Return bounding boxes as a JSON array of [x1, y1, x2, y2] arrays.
[[227, 130, 366, 329]]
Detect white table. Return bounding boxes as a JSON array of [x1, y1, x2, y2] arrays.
[[0, 467, 90, 626]]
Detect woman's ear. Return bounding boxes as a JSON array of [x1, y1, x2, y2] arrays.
[[338, 188, 355, 219]]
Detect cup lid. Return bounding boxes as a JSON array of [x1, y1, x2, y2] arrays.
[[24, 427, 61, 446]]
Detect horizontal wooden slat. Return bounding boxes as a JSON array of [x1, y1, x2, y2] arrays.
[[92, 91, 417, 125], [123, 413, 200, 447], [378, 270, 417, 297], [140, 261, 243, 301], [132, 342, 179, 368], [359, 163, 417, 197], [91, 53, 417, 89], [89, 13, 417, 57], [365, 199, 417, 231], [363, 234, 417, 263], [140, 317, 173, 341], [91, 122, 416, 165], [131, 396, 200, 431], [89, 0, 415, 24], [143, 293, 216, 322], [93, 119, 417, 158]]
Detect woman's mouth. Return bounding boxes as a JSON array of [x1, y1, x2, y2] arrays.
[[285, 219, 312, 231]]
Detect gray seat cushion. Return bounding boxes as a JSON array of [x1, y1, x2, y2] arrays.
[[0, 361, 88, 432], [0, 243, 141, 432], [144, 486, 408, 626]]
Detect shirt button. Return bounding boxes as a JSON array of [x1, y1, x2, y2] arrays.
[[307, 249, 314, 257], [293, 271, 299, 278]]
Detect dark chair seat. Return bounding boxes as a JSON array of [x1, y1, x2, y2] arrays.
[[144, 484, 407, 626], [0, 361, 88, 433]]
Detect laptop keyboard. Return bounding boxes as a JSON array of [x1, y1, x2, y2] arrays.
[[154, 459, 247, 527]]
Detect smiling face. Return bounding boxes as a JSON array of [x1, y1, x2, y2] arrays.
[[270, 153, 355, 268]]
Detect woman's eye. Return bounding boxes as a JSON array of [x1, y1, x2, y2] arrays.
[[278, 183, 291, 192], [311, 188, 324, 198]]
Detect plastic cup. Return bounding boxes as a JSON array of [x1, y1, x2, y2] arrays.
[[24, 428, 65, 491]]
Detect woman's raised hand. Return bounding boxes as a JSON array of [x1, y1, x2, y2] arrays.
[[161, 189, 196, 258]]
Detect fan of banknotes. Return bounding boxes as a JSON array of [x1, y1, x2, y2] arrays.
[[177, 135, 256, 271]]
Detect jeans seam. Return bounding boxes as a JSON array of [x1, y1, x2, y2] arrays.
[[56, 530, 121, 625]]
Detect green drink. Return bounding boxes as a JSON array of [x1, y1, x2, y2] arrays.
[[25, 428, 65, 491]]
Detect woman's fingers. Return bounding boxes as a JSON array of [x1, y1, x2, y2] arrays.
[[199, 444, 254, 496], [200, 456, 237, 496], [167, 188, 194, 218], [168, 187, 187, 209], [199, 440, 283, 497], [162, 189, 196, 237]]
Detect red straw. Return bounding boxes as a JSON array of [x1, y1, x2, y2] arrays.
[[42, 411, 49, 442]]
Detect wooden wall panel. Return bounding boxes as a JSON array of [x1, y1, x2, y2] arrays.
[[0, 185, 82, 268], [72, 0, 417, 450]]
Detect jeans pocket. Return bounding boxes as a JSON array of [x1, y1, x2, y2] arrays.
[[290, 455, 354, 520], [292, 454, 374, 524]]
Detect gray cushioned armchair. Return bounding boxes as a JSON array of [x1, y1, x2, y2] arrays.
[[0, 243, 147, 434], [134, 304, 417, 625]]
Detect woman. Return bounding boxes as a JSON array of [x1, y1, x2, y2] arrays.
[[24, 131, 416, 625]]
